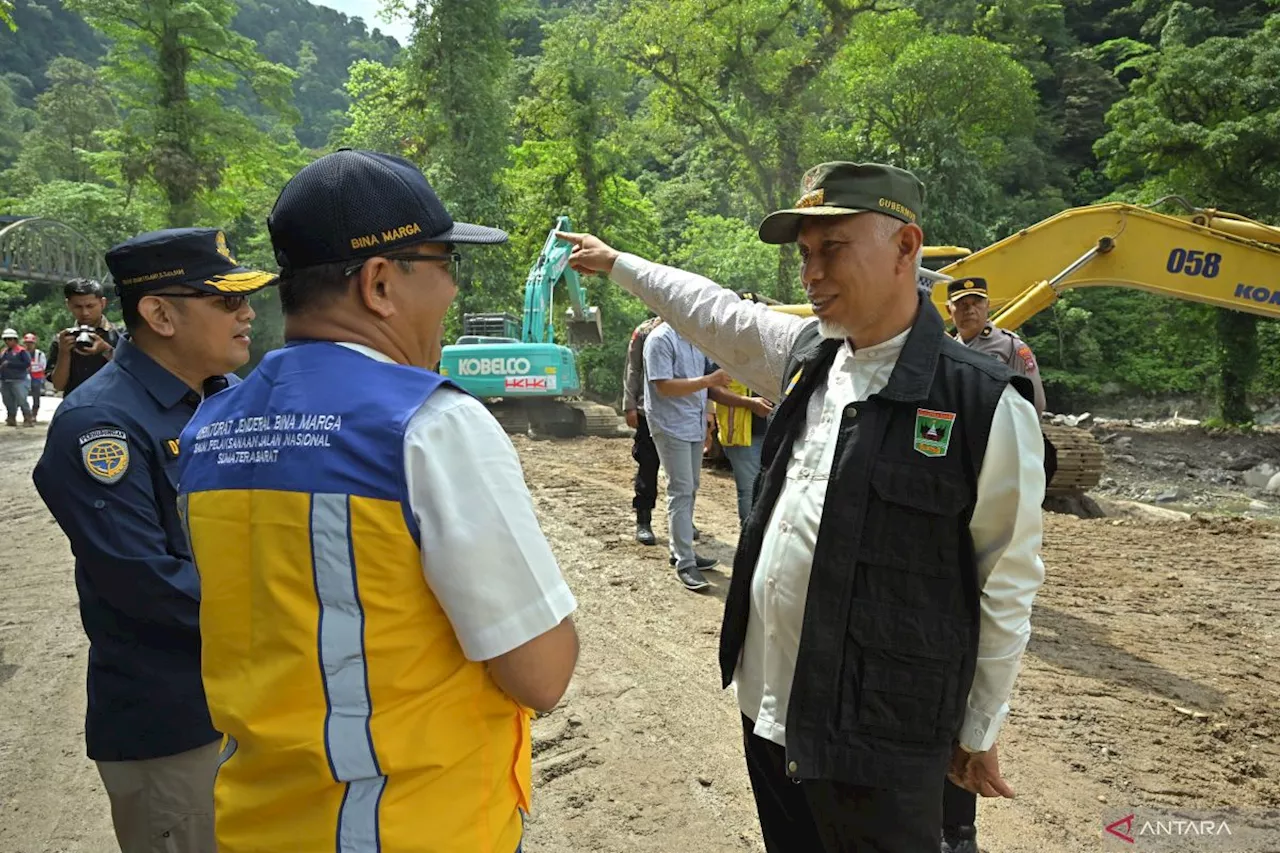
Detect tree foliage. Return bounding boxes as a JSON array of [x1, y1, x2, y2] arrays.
[[65, 0, 298, 226], [3, 59, 117, 192], [1095, 4, 1280, 422], [0, 0, 1276, 413]]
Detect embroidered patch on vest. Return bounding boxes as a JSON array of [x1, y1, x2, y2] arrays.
[[914, 409, 956, 457]]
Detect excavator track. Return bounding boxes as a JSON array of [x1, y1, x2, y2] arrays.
[[1043, 423, 1104, 496], [565, 401, 629, 437], [485, 399, 626, 438]]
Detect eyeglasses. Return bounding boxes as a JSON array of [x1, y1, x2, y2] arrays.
[[343, 249, 462, 281], [150, 291, 251, 312]]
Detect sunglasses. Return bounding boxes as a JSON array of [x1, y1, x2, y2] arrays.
[[343, 249, 462, 281], [152, 291, 252, 312]]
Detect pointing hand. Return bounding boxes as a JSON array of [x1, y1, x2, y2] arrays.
[[555, 231, 620, 275]]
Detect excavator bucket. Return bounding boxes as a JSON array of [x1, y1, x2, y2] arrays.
[[566, 305, 603, 345]]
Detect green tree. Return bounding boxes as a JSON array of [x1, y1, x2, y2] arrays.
[[15, 180, 150, 251], [1097, 5, 1280, 422], [671, 214, 777, 296], [0, 74, 31, 170], [333, 60, 430, 156], [810, 10, 1043, 246], [519, 14, 635, 236], [66, 0, 298, 227], [4, 58, 117, 192], [607, 0, 880, 297], [399, 0, 514, 315]]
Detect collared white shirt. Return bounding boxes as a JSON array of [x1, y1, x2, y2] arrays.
[[734, 330, 908, 746], [611, 254, 1045, 753], [336, 342, 577, 662]]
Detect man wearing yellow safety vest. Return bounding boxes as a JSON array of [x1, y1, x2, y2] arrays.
[[176, 149, 580, 853], [706, 357, 774, 525]]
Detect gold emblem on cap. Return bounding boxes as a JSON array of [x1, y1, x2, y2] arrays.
[[215, 231, 237, 264], [795, 189, 825, 209], [964, 281, 974, 289]]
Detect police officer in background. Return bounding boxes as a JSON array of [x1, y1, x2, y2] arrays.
[[560, 161, 1046, 852], [623, 314, 663, 544], [177, 149, 578, 853], [947, 277, 1046, 415], [33, 229, 274, 853], [47, 277, 122, 397], [941, 276, 1050, 852]]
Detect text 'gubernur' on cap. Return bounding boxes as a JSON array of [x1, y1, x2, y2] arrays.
[[758, 162, 926, 245]]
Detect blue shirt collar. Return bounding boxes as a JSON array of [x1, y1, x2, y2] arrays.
[[113, 338, 204, 410]]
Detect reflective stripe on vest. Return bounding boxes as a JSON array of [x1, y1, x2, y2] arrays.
[[179, 343, 530, 853]]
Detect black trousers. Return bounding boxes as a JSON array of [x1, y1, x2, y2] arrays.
[[632, 413, 660, 513], [742, 717, 942, 853], [942, 778, 977, 827]]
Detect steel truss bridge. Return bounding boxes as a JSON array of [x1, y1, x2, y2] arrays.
[[0, 215, 113, 288]]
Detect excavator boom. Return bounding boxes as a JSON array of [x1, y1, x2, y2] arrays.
[[769, 199, 1280, 498], [521, 215, 604, 346], [926, 202, 1280, 329]]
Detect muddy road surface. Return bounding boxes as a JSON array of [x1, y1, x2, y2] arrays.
[[1, 427, 1277, 852]]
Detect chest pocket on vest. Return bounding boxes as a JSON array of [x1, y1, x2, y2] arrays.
[[857, 460, 969, 605]]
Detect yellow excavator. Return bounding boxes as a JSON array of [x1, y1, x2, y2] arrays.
[[772, 198, 1280, 496]]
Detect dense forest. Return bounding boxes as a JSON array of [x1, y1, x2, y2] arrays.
[[1, 0, 1277, 420]]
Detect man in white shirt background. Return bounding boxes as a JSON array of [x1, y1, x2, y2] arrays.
[[558, 161, 1046, 852], [642, 319, 731, 591]]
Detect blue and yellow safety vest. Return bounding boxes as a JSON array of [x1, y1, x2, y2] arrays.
[[178, 342, 531, 853]]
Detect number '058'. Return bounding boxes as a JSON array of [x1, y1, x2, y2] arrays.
[[1167, 248, 1222, 278]]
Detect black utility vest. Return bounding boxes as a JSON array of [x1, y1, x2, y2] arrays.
[[720, 296, 1033, 790]]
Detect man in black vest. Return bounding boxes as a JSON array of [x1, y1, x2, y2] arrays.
[[558, 162, 1046, 852]]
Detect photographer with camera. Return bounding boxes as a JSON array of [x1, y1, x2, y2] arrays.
[[47, 278, 121, 397]]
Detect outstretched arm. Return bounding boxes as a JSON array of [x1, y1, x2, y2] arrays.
[[557, 231, 811, 398]]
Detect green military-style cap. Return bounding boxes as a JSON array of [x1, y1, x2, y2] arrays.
[[757, 162, 926, 245]]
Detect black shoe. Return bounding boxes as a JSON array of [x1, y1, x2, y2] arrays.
[[670, 554, 719, 570], [634, 511, 656, 546], [676, 565, 710, 591], [635, 522, 656, 546], [941, 825, 978, 853]]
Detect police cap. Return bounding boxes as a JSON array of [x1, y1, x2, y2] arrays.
[[947, 277, 989, 303], [758, 162, 926, 245], [106, 229, 276, 296], [267, 149, 508, 277]]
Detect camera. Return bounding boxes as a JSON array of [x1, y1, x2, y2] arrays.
[[72, 325, 98, 350]]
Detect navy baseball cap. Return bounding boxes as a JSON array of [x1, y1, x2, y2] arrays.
[[267, 149, 508, 276], [106, 228, 277, 295]]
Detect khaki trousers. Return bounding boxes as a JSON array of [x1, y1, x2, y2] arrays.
[[95, 740, 219, 853]]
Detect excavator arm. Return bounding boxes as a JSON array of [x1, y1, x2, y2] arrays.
[[520, 215, 603, 346], [767, 200, 1280, 498], [922, 202, 1280, 330]]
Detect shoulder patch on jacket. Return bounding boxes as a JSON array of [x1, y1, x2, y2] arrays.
[[78, 427, 129, 485], [1015, 343, 1037, 372]]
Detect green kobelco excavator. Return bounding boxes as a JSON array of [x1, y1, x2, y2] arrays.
[[437, 216, 625, 437]]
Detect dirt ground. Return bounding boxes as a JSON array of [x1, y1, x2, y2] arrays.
[[1, 418, 1278, 853]]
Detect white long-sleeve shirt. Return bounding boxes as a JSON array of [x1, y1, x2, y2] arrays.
[[611, 254, 1045, 753], [335, 343, 577, 663]]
